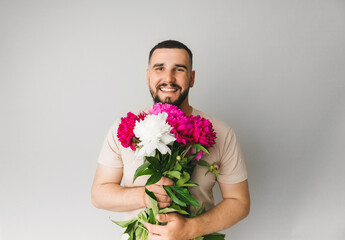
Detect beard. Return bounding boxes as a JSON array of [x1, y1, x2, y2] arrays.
[[149, 83, 190, 107]]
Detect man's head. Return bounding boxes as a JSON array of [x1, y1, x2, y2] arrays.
[[148, 40, 193, 68], [147, 40, 195, 109]]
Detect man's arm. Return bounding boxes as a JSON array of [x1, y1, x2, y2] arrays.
[[91, 164, 173, 212], [145, 180, 250, 240]]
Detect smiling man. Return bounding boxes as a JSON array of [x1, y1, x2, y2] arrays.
[[147, 45, 195, 113], [92, 40, 250, 240]]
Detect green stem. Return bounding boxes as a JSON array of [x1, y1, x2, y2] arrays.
[[181, 145, 192, 159]]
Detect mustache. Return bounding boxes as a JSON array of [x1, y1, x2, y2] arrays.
[[157, 83, 182, 90]]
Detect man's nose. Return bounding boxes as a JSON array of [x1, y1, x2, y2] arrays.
[[163, 70, 176, 83]]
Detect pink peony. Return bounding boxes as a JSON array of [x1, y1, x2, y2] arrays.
[[195, 150, 205, 161], [117, 112, 146, 150], [149, 103, 185, 121], [190, 115, 216, 147], [149, 103, 194, 145], [187, 147, 206, 161], [148, 103, 216, 148]]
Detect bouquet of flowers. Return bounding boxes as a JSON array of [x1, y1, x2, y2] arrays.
[[112, 103, 225, 240]]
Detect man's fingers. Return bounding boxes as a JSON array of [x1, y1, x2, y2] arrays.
[[155, 193, 171, 202], [146, 184, 172, 208], [145, 177, 174, 208], [144, 189, 171, 208], [146, 184, 167, 195], [147, 232, 160, 240], [156, 213, 178, 223], [156, 176, 174, 186], [157, 201, 171, 208], [146, 186, 171, 202], [154, 193, 172, 208], [145, 222, 166, 236], [156, 213, 168, 223]]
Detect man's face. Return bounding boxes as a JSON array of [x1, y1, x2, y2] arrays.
[[146, 48, 195, 107]]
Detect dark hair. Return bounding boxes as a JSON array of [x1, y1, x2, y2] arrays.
[[149, 40, 193, 67]]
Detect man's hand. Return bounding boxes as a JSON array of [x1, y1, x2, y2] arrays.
[[144, 180, 250, 239], [145, 213, 191, 240], [145, 177, 174, 208]]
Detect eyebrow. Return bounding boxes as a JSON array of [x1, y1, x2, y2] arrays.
[[152, 63, 188, 71], [152, 63, 164, 69], [175, 64, 188, 71]]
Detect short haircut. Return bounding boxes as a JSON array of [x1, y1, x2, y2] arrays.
[[149, 40, 193, 67]]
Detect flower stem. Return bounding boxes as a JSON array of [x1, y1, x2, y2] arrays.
[[181, 145, 192, 159]]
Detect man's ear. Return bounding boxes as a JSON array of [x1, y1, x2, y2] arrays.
[[189, 70, 195, 88]]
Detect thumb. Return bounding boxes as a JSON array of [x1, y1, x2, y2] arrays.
[[156, 213, 178, 223]]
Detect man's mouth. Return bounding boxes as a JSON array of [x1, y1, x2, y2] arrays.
[[158, 83, 181, 93], [159, 87, 178, 92]]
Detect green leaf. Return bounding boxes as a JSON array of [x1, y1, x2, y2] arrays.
[[167, 149, 179, 170], [145, 188, 158, 224], [213, 169, 219, 178], [202, 232, 226, 240], [145, 156, 161, 170], [170, 186, 200, 207], [197, 160, 210, 167], [136, 225, 148, 239], [176, 171, 190, 187], [196, 203, 206, 216], [141, 168, 154, 175], [135, 225, 143, 239], [133, 162, 151, 183], [145, 208, 155, 224], [165, 170, 181, 179], [191, 237, 204, 240], [145, 172, 162, 186], [196, 143, 210, 155], [204, 169, 211, 176], [173, 162, 182, 172], [180, 157, 188, 165], [124, 221, 137, 234], [179, 183, 198, 187], [186, 154, 196, 161], [137, 216, 147, 226], [179, 181, 199, 187], [159, 207, 189, 215], [161, 153, 170, 167], [128, 230, 135, 240], [163, 186, 187, 207], [137, 210, 148, 223], [110, 217, 137, 228]]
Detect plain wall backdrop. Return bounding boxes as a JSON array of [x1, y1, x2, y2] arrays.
[[1, 0, 344, 239]]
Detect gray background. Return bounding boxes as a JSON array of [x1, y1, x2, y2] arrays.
[[1, 0, 344, 239]]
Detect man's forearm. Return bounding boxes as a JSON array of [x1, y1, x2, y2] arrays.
[[92, 183, 146, 212], [187, 198, 250, 238]]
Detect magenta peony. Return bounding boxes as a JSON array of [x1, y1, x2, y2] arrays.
[[190, 115, 216, 147], [148, 103, 216, 148], [118, 103, 216, 161], [149, 103, 194, 145], [117, 112, 146, 150]]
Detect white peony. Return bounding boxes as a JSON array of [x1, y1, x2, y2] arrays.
[[133, 112, 176, 159]]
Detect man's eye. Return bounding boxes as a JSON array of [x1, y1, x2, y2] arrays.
[[155, 67, 163, 71], [176, 68, 185, 72]]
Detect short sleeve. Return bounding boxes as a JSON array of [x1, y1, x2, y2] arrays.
[[217, 127, 248, 184], [97, 120, 124, 168]]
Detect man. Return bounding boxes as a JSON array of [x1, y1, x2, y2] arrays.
[[92, 40, 250, 240]]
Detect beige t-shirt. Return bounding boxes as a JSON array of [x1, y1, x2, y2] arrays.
[[97, 107, 248, 220]]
